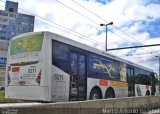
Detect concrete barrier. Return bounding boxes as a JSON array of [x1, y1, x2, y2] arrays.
[[1, 96, 160, 114]]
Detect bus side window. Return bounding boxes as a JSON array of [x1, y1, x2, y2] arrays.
[[52, 40, 69, 73], [145, 71, 151, 85], [52, 41, 68, 61], [52, 61, 68, 73]]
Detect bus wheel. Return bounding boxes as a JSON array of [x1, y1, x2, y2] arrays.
[[89, 88, 102, 100], [146, 90, 150, 96], [105, 88, 115, 98]]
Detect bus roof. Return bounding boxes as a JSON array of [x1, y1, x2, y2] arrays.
[[11, 31, 154, 72]]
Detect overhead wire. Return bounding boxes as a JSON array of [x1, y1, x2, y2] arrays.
[[55, 0, 159, 59], [71, 0, 140, 42], [55, 0, 148, 56], [118, 51, 158, 57], [0, 0, 111, 49], [55, 0, 100, 25], [71, 0, 152, 46], [139, 58, 159, 63], [34, 18, 106, 47], [1, 0, 159, 73], [70, 0, 158, 57], [55, 0, 134, 45], [0, 0, 159, 59]]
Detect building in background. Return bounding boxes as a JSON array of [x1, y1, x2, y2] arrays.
[[0, 40, 8, 91], [0, 1, 35, 91], [0, 0, 35, 40]]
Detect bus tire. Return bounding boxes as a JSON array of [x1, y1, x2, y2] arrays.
[[105, 88, 115, 98], [89, 87, 102, 100], [146, 90, 150, 96]]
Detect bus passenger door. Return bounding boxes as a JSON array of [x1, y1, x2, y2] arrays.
[[127, 67, 135, 97], [69, 52, 87, 101]]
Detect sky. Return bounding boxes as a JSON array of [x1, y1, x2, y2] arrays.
[[0, 0, 160, 74]]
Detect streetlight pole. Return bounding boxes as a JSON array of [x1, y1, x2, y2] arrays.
[[100, 22, 113, 51]]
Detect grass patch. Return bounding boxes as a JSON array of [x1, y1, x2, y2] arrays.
[[0, 92, 17, 103]]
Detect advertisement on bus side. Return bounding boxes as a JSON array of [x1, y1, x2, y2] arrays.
[[119, 63, 127, 82]]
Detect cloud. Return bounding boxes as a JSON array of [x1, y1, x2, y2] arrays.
[[94, 0, 113, 5], [2, 0, 160, 73]]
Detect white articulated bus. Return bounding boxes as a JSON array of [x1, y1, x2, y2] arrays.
[[5, 31, 159, 102]]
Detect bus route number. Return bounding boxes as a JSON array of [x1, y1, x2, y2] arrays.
[[28, 66, 36, 73], [54, 74, 63, 80]]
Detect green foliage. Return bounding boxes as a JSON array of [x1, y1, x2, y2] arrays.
[[0, 92, 16, 103]]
